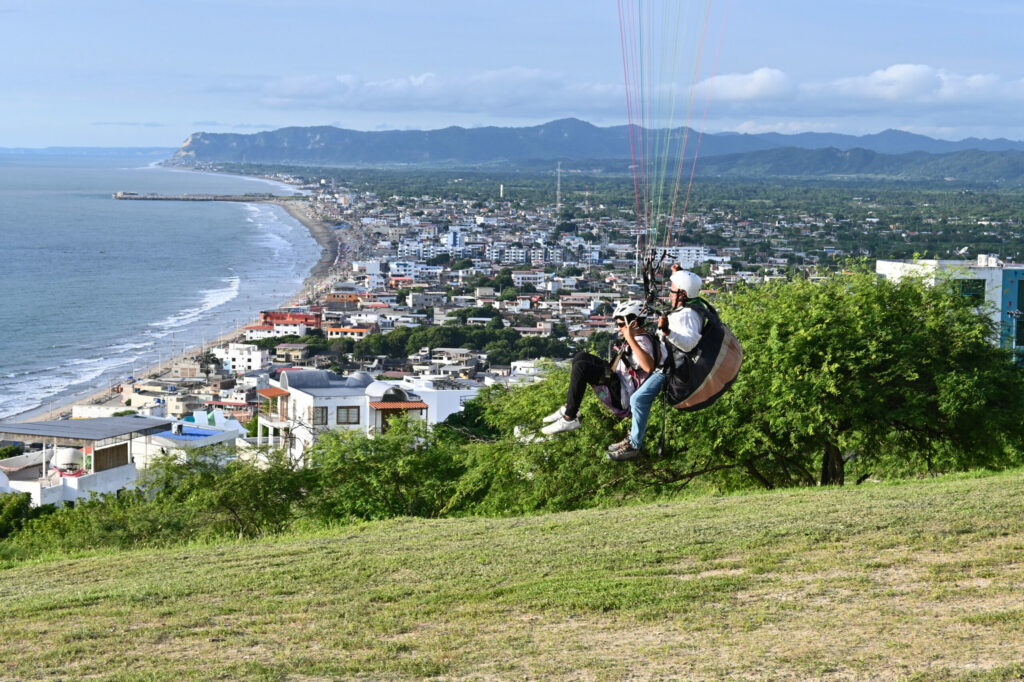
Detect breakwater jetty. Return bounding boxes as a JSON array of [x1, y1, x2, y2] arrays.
[[113, 191, 281, 202]]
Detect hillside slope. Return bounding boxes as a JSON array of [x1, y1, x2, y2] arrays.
[[169, 118, 1024, 167], [2, 471, 1024, 680]]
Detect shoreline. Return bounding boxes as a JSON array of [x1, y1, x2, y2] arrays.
[[4, 192, 340, 424]]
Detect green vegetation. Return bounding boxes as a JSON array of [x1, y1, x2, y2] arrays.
[[2, 268, 1024, 677], [687, 266, 1024, 485], [5, 269, 1024, 558], [2, 470, 1023, 679]]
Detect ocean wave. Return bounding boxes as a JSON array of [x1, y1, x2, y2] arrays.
[[0, 353, 135, 420], [147, 274, 241, 335]]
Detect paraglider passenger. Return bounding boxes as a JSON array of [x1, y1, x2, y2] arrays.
[[607, 269, 704, 461], [541, 301, 663, 436]]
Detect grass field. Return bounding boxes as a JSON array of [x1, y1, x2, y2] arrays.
[[2, 470, 1024, 680]]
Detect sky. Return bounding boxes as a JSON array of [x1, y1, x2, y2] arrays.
[[3, 0, 1024, 147]]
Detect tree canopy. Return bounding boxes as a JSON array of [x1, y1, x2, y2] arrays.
[[444, 268, 1024, 512]]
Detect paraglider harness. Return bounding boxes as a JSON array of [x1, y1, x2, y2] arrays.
[[638, 250, 744, 455], [595, 323, 662, 420]]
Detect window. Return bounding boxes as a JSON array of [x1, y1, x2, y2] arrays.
[[958, 279, 986, 304], [337, 406, 360, 425], [312, 406, 327, 426]]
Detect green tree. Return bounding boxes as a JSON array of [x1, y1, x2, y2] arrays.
[[143, 447, 310, 538], [426, 253, 451, 266], [304, 416, 462, 521], [0, 493, 44, 540], [680, 268, 1024, 486], [330, 338, 355, 357], [198, 350, 220, 383], [0, 444, 23, 459]]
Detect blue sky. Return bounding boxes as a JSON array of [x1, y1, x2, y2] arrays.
[[3, 0, 1024, 147]]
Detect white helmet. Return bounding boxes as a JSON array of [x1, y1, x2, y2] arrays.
[[669, 270, 702, 298], [612, 300, 645, 321]]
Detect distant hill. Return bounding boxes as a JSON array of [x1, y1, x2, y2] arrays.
[[171, 118, 1024, 168], [693, 147, 1024, 183]]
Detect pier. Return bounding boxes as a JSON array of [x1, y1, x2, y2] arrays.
[[113, 191, 283, 202]]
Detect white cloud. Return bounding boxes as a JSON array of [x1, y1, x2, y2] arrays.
[[241, 62, 1024, 140], [257, 68, 622, 120], [820, 64, 1013, 105], [830, 64, 942, 100], [702, 68, 794, 101], [731, 120, 840, 135]]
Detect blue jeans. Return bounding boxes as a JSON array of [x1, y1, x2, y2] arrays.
[[629, 371, 667, 448]]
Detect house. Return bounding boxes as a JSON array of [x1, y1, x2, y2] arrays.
[[244, 323, 308, 340], [431, 348, 478, 365], [325, 326, 375, 341], [212, 343, 270, 374], [513, 321, 554, 338], [255, 371, 428, 461], [0, 417, 184, 507], [254, 369, 482, 462], [512, 270, 546, 288], [274, 343, 310, 364], [260, 310, 321, 330], [409, 291, 449, 308]]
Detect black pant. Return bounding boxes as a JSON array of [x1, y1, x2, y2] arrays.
[[565, 352, 622, 419]]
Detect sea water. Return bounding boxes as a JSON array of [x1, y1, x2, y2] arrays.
[[0, 151, 321, 420]]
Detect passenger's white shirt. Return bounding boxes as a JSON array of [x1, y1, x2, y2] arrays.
[[661, 307, 704, 364]]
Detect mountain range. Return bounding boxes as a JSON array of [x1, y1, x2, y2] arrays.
[[170, 118, 1024, 183]]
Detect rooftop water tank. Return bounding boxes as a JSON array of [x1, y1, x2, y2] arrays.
[[52, 447, 84, 472]]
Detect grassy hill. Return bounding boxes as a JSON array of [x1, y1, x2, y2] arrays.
[[2, 470, 1024, 681]]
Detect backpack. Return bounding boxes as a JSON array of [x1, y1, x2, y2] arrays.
[[663, 299, 743, 412], [594, 330, 662, 419]]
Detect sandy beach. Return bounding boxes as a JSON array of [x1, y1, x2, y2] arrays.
[[8, 195, 340, 424]]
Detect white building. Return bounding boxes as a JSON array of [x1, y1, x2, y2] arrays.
[[244, 323, 308, 341], [512, 270, 546, 288], [325, 326, 374, 340], [255, 369, 481, 462], [0, 417, 234, 507], [256, 371, 425, 462], [409, 291, 449, 308], [212, 343, 270, 374], [875, 255, 1024, 346], [662, 245, 711, 268], [445, 229, 466, 256]]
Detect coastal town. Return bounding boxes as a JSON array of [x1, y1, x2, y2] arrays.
[[5, 169, 1024, 507]]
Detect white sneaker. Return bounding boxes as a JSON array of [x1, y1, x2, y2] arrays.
[[514, 426, 547, 444], [541, 415, 581, 436], [542, 406, 567, 424]]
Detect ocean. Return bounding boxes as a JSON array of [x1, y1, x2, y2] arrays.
[[0, 151, 321, 421]]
